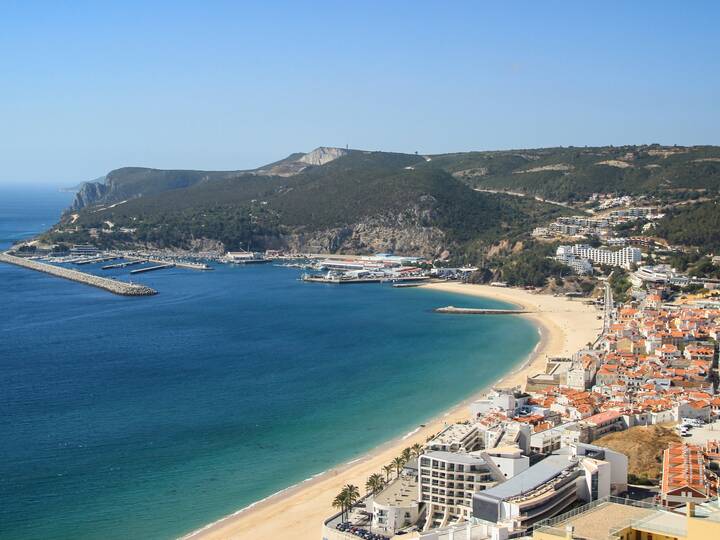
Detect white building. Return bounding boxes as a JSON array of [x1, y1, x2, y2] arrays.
[[472, 443, 626, 530], [372, 474, 419, 533], [556, 244, 641, 270], [469, 388, 530, 419], [554, 246, 593, 275], [631, 265, 690, 287], [483, 446, 530, 479], [425, 423, 482, 453], [419, 451, 505, 529]]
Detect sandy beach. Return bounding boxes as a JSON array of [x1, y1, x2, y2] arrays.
[[183, 283, 602, 540]]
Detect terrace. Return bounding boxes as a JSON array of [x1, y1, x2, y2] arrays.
[[533, 496, 676, 540]]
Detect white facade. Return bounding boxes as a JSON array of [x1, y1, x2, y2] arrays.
[[419, 451, 504, 530], [556, 244, 641, 270], [469, 389, 529, 419], [484, 447, 530, 479], [372, 475, 419, 533], [555, 246, 594, 275]]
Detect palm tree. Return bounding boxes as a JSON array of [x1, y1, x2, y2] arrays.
[[332, 492, 347, 522], [411, 443, 424, 457], [401, 447, 412, 463], [343, 484, 360, 515], [365, 473, 385, 495], [392, 456, 405, 477], [383, 464, 394, 482]]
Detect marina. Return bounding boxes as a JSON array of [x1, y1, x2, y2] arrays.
[[0, 252, 157, 296]]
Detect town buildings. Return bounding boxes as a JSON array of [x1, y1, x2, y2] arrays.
[[556, 244, 642, 271]]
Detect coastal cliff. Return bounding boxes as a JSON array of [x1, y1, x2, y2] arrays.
[[70, 147, 351, 210]]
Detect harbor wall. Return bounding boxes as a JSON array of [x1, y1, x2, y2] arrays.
[[0, 253, 157, 296]]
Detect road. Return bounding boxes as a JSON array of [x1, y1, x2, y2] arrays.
[[473, 188, 574, 209]]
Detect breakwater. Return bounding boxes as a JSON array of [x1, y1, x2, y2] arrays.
[[0, 253, 157, 296], [434, 305, 530, 314]]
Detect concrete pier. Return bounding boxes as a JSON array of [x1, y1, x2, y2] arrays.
[[126, 256, 212, 270], [102, 260, 146, 270], [0, 253, 157, 296], [434, 306, 530, 314], [130, 263, 175, 274]]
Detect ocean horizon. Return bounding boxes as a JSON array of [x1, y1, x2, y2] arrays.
[[0, 187, 539, 540]]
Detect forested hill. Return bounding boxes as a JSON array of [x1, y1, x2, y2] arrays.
[[49, 144, 720, 260], [69, 144, 720, 211], [49, 150, 570, 259], [424, 144, 720, 202]]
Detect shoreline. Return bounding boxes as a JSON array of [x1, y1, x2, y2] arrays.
[[182, 283, 602, 540]]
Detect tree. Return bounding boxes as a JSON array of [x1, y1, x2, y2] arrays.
[[382, 464, 394, 482], [332, 493, 347, 522], [411, 443, 424, 457], [401, 447, 412, 463], [365, 473, 386, 495], [343, 484, 360, 509], [392, 456, 406, 477]]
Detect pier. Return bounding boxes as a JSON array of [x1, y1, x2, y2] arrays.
[[102, 260, 146, 270], [434, 306, 531, 315], [0, 253, 157, 296], [126, 256, 212, 270], [130, 263, 175, 274], [301, 274, 384, 284], [75, 256, 121, 265]]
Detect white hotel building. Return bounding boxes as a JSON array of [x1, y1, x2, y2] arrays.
[[419, 451, 505, 529], [556, 244, 641, 271]]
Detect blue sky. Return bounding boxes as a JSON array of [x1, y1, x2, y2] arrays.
[[2, 1, 719, 185]]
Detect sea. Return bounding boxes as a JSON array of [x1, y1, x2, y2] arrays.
[[0, 185, 539, 540]]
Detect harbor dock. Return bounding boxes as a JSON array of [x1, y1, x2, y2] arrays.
[[0, 253, 157, 296], [126, 256, 212, 270], [130, 263, 175, 274], [434, 306, 531, 314], [75, 256, 121, 265], [102, 260, 146, 270]]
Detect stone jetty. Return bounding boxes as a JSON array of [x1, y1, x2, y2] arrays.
[[0, 253, 157, 296], [434, 305, 530, 314]]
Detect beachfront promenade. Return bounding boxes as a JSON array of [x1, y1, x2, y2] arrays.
[[0, 252, 157, 296]]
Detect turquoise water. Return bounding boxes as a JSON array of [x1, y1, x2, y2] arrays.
[[0, 186, 539, 540]]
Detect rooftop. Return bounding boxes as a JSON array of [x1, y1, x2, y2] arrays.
[[534, 497, 671, 540], [543, 501, 654, 539], [475, 454, 574, 502], [423, 450, 488, 466], [373, 475, 418, 508], [426, 423, 477, 447]]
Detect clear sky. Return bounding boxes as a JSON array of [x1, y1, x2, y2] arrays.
[[2, 1, 719, 185]]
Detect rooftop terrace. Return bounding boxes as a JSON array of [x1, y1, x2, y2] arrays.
[[534, 496, 682, 539], [374, 475, 418, 508]]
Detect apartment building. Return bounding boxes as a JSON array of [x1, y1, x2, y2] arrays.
[[556, 244, 642, 270], [472, 445, 622, 530], [419, 451, 505, 529], [425, 423, 482, 453]]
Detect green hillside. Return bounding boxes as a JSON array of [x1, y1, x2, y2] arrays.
[[50, 151, 570, 257], [423, 145, 720, 202], [654, 201, 720, 252]]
